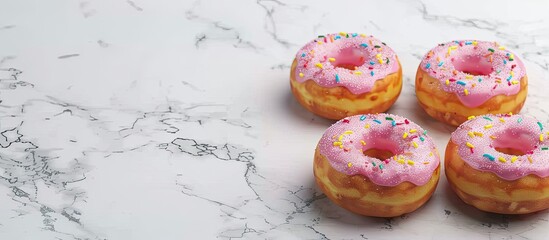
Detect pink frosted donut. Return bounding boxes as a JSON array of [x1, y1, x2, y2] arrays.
[[290, 33, 402, 120], [313, 113, 440, 217], [416, 40, 528, 126], [446, 114, 549, 214]]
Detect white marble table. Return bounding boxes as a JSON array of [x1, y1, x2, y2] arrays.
[[1, 0, 549, 239]]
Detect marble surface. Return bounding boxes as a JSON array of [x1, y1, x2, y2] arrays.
[[1, 0, 549, 239]]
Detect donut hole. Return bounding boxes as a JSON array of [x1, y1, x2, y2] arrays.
[[362, 138, 399, 160], [492, 129, 537, 156], [453, 54, 493, 76], [330, 47, 367, 70]]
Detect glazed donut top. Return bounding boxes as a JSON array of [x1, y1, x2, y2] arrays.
[[294, 33, 400, 95], [419, 40, 526, 108], [317, 114, 440, 186], [451, 114, 549, 180]]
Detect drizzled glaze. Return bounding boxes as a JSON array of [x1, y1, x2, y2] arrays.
[[419, 40, 526, 108], [451, 114, 549, 180], [294, 33, 400, 94], [317, 114, 440, 186]]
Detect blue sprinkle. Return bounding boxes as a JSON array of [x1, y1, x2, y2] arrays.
[[506, 53, 510, 57], [483, 116, 493, 121], [335, 35, 341, 40], [373, 119, 382, 124], [478, 78, 482, 82], [360, 115, 366, 121], [369, 61, 375, 65], [507, 75, 512, 81], [370, 71, 374, 76], [426, 63, 431, 69], [456, 81, 466, 86], [335, 74, 340, 83], [352, 33, 358, 37], [419, 136, 425, 142], [518, 118, 523, 123], [465, 41, 472, 45], [454, 40, 460, 44], [503, 59, 507, 64], [438, 61, 444, 67], [391, 121, 396, 127], [483, 153, 495, 161], [360, 43, 368, 47], [538, 122, 544, 131], [301, 53, 306, 57]]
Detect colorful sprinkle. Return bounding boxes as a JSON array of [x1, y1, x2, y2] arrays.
[[360, 140, 366, 145], [299, 72, 304, 77], [373, 119, 381, 124], [445, 79, 450, 85], [407, 160, 415, 166], [360, 115, 366, 121], [364, 124, 370, 129], [518, 118, 523, 123], [456, 81, 466, 86], [360, 43, 368, 47], [335, 74, 340, 83], [333, 141, 342, 147], [412, 142, 419, 148], [464, 89, 469, 96], [328, 57, 336, 62], [354, 71, 362, 75], [540, 134, 544, 142], [466, 142, 475, 148], [498, 157, 507, 163], [347, 162, 353, 168], [484, 124, 493, 129], [402, 132, 408, 139], [488, 48, 495, 53], [528, 156, 533, 163], [537, 122, 544, 131], [543, 147, 549, 150], [419, 136, 425, 142], [468, 116, 476, 120], [426, 63, 431, 69], [438, 61, 444, 67], [315, 63, 323, 69], [499, 118, 505, 123], [483, 116, 493, 121], [409, 129, 417, 133], [301, 53, 306, 57], [483, 153, 495, 161], [511, 156, 518, 163], [370, 71, 374, 76]]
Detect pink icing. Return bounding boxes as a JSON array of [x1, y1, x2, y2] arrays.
[[451, 114, 549, 180], [317, 114, 440, 186], [419, 40, 527, 108], [294, 33, 400, 95]]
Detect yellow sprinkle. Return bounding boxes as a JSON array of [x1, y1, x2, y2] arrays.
[[407, 160, 415, 166], [423, 162, 429, 165], [429, 152, 433, 157], [498, 157, 507, 163], [499, 46, 506, 50], [495, 79, 502, 83], [360, 140, 366, 145], [484, 124, 493, 129], [447, 48, 452, 55], [317, 41, 323, 45], [347, 162, 353, 168], [499, 118, 505, 123], [509, 54, 514, 59], [402, 132, 408, 139], [365, 124, 370, 129], [354, 71, 362, 75], [378, 58, 384, 64], [328, 57, 336, 62], [344, 130, 354, 135], [468, 116, 476, 120], [490, 135, 497, 139], [315, 63, 323, 69], [409, 129, 417, 133], [446, 79, 450, 85], [413, 142, 419, 148], [339, 32, 347, 36], [511, 80, 519, 85], [510, 71, 514, 77], [338, 135, 344, 141], [472, 41, 478, 46], [333, 141, 342, 146], [468, 131, 476, 137], [465, 75, 473, 79], [464, 89, 469, 96], [540, 134, 544, 142], [474, 132, 484, 137], [450, 46, 458, 50], [376, 53, 381, 58], [466, 142, 474, 148], [528, 156, 533, 163], [511, 156, 518, 163], [360, 33, 367, 37], [299, 72, 304, 77], [397, 159, 405, 164], [508, 112, 513, 115]]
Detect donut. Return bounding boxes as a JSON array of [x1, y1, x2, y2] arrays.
[[416, 40, 527, 126], [290, 33, 402, 120], [313, 113, 440, 217], [446, 114, 549, 214]]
